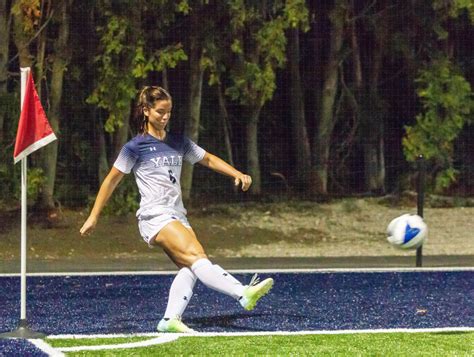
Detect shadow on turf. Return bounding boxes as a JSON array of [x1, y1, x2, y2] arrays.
[[188, 312, 307, 331]]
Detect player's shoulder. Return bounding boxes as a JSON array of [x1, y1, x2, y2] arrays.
[[123, 134, 151, 155]]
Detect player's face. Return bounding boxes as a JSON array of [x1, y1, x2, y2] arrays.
[[144, 100, 172, 131]]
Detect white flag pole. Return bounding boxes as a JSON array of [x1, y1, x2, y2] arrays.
[[20, 67, 29, 322], [0, 67, 46, 339]]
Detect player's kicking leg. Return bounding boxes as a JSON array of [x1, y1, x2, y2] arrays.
[[156, 221, 274, 333]]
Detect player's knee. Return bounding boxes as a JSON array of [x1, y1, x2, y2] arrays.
[[182, 251, 207, 267]]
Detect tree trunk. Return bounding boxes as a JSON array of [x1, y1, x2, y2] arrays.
[[363, 95, 386, 193], [0, 0, 10, 143], [110, 4, 142, 164], [111, 107, 130, 162], [288, 27, 310, 191], [246, 105, 262, 195], [217, 82, 235, 168], [162, 68, 168, 92], [350, 4, 363, 93], [36, 0, 71, 212], [29, 3, 48, 170], [363, 5, 386, 194], [34, 0, 51, 99], [363, 128, 385, 194], [96, 115, 109, 185], [182, 19, 204, 201], [217, 82, 238, 193], [11, 0, 33, 68], [310, 0, 346, 195]]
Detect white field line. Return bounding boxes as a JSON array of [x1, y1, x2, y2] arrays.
[[1, 266, 473, 277], [30, 338, 65, 357], [48, 332, 163, 339], [56, 335, 179, 352], [45, 327, 474, 353], [194, 326, 474, 336], [48, 326, 474, 340]]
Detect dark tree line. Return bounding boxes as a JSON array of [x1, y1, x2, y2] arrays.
[[0, 0, 473, 216]]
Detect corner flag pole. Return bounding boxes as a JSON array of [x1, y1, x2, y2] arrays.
[[19, 67, 34, 332], [0, 67, 55, 339]]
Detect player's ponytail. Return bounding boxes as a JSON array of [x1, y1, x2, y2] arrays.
[[134, 86, 172, 134]]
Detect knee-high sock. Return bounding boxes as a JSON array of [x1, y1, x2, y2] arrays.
[[163, 267, 197, 319], [213, 264, 242, 285], [191, 258, 245, 300]]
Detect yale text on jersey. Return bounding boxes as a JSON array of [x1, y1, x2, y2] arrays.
[[150, 155, 183, 167]]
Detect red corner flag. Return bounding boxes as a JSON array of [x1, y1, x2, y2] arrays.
[[13, 71, 57, 164]]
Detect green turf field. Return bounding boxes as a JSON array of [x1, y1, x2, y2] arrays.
[[45, 331, 474, 356]]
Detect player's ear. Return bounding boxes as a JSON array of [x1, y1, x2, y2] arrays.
[[143, 107, 150, 117]]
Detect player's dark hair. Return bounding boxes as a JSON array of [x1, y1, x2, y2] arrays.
[[134, 86, 172, 134]]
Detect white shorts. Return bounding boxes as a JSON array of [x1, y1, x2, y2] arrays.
[[138, 211, 191, 247]]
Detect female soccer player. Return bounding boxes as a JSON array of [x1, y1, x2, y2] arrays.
[[80, 86, 274, 333]]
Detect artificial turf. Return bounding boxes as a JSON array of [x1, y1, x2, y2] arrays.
[[46, 331, 474, 356]]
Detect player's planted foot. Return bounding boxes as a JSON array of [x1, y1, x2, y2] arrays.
[[239, 274, 274, 311], [157, 317, 195, 333]]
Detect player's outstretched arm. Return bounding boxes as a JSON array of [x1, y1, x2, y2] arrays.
[[80, 167, 125, 236], [198, 152, 252, 191]]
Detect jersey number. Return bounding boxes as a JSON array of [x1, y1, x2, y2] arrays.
[[168, 170, 177, 184]]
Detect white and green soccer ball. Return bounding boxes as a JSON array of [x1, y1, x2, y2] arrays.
[[386, 214, 428, 249]]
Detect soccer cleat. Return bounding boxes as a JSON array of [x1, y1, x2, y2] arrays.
[[157, 317, 195, 333], [239, 274, 274, 311]]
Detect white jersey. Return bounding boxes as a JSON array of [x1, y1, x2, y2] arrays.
[[113, 133, 206, 218]]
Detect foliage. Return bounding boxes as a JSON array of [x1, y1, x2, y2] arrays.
[[284, 0, 310, 30], [432, 0, 474, 40], [11, 0, 42, 33], [0, 92, 21, 203], [175, 0, 191, 15], [225, 0, 309, 108], [26, 167, 45, 200], [3, 0, 474, 207], [1, 164, 48, 204], [86, 13, 142, 133], [86, 6, 187, 133], [403, 58, 473, 191], [0, 162, 20, 203], [433, 0, 474, 22]]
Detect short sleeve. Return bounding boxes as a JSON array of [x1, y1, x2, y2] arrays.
[[113, 143, 138, 174], [183, 137, 206, 164]]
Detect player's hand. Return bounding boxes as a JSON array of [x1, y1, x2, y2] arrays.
[[235, 173, 252, 192], [80, 216, 97, 237]]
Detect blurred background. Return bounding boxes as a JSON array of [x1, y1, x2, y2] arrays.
[[0, 0, 473, 267]]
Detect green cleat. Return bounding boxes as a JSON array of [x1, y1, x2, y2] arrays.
[[239, 274, 274, 311], [157, 317, 195, 333]]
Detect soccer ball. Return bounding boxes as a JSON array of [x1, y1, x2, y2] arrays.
[[386, 214, 428, 249]]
